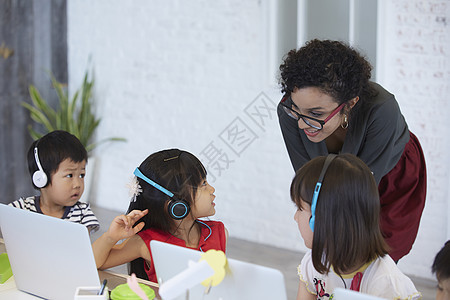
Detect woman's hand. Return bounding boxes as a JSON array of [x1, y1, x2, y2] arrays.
[[106, 209, 148, 242]]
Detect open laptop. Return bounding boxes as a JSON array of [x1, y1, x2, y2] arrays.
[[333, 288, 387, 300], [0, 203, 100, 299], [150, 240, 288, 300]]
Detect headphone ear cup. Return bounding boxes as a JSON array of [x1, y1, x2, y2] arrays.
[[168, 199, 190, 220], [33, 170, 48, 188]]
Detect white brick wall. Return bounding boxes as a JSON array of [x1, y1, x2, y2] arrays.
[[68, 0, 449, 281]]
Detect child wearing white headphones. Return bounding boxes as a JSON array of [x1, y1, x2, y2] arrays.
[[9, 130, 99, 233], [291, 154, 420, 300], [92, 148, 228, 283]]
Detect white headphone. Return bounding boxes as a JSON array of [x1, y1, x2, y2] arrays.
[[32, 146, 48, 188]]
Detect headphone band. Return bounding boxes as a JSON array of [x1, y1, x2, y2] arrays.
[[134, 168, 174, 198], [310, 154, 337, 232], [34, 147, 44, 172]]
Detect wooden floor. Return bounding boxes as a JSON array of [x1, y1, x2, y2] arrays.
[[91, 205, 437, 300]]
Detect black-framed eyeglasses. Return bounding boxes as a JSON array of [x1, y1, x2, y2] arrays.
[[280, 96, 346, 130]]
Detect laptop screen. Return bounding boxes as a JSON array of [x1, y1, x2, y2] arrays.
[[150, 240, 288, 300], [0, 204, 100, 300]]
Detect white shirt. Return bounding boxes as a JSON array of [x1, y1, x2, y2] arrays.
[[298, 250, 421, 299]]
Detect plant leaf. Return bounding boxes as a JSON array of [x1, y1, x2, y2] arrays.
[[28, 85, 57, 127], [21, 102, 55, 132], [51, 75, 69, 131], [86, 137, 126, 152], [27, 125, 43, 141], [23, 70, 126, 152]]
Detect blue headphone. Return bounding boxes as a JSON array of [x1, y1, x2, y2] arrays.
[[133, 167, 190, 220], [309, 154, 337, 232]]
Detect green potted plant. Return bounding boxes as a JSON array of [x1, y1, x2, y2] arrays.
[[22, 71, 125, 152]]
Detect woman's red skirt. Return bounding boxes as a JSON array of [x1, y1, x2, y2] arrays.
[[378, 131, 427, 261]]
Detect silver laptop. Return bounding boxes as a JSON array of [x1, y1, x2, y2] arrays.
[[333, 288, 387, 300], [150, 240, 288, 300], [0, 203, 100, 299]]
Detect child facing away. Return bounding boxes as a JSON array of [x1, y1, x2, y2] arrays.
[[291, 153, 421, 300], [92, 148, 228, 283], [432, 240, 450, 300], [9, 130, 100, 233]]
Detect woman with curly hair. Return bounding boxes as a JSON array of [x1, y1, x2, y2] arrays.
[[277, 39, 426, 262]]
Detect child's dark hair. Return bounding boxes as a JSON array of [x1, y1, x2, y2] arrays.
[[127, 149, 207, 280], [290, 153, 388, 275], [127, 148, 207, 233], [279, 39, 377, 107], [432, 240, 450, 281], [27, 130, 88, 189]]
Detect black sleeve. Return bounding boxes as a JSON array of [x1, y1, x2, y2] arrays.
[[355, 96, 409, 183]]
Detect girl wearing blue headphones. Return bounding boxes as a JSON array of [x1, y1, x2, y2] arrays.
[[92, 149, 228, 283], [291, 154, 420, 299]]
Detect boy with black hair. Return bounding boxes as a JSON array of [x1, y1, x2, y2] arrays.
[[432, 241, 450, 300], [10, 130, 99, 233]]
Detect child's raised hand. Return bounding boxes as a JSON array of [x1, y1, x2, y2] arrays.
[[106, 209, 148, 242]]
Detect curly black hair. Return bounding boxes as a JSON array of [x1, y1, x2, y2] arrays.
[[279, 39, 375, 105]]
